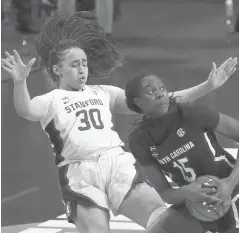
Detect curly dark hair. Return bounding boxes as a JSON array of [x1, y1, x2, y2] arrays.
[[35, 11, 123, 85], [125, 71, 152, 113]]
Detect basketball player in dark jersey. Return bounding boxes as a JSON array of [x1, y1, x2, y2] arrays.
[[125, 71, 239, 233]]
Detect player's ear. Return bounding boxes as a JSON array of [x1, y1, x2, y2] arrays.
[[53, 65, 61, 76], [133, 97, 141, 108]]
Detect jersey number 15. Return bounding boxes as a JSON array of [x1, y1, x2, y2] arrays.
[[172, 157, 196, 182]]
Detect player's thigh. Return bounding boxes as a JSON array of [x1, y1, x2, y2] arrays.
[[217, 185, 239, 233], [147, 205, 205, 233], [70, 200, 111, 233], [231, 192, 239, 229], [118, 181, 167, 228]]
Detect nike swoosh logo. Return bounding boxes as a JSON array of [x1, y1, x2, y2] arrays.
[[63, 99, 71, 104]]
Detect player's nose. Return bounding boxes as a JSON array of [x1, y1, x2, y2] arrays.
[[78, 67, 84, 74], [155, 91, 164, 99]]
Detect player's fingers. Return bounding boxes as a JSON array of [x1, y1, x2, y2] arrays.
[[13, 50, 23, 63], [227, 68, 236, 78], [1, 58, 13, 68], [27, 58, 36, 67], [224, 57, 237, 73], [218, 57, 233, 70], [201, 194, 219, 204], [1, 64, 12, 73], [209, 62, 216, 76], [5, 51, 16, 64], [212, 62, 217, 71], [200, 187, 217, 194], [202, 199, 218, 207]]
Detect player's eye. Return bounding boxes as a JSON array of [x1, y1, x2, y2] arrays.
[[147, 90, 153, 94], [71, 62, 78, 67]]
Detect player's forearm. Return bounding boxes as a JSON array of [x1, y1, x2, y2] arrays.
[[13, 80, 33, 118], [227, 149, 239, 192], [173, 81, 213, 103], [160, 186, 189, 205]]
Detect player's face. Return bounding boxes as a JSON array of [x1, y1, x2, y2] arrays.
[[55, 47, 89, 91], [134, 74, 170, 117]]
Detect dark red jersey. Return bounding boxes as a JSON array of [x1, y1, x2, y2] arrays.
[[129, 103, 235, 187]]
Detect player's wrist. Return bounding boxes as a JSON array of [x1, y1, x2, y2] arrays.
[[205, 80, 215, 92], [14, 79, 27, 85], [179, 185, 192, 200], [225, 176, 237, 194]]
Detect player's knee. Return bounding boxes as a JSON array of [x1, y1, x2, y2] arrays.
[[69, 201, 111, 233], [146, 206, 168, 229]]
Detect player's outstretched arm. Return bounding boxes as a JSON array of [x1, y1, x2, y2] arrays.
[[1, 50, 47, 122], [171, 57, 237, 103]]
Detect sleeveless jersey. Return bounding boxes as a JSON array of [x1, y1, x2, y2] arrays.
[[40, 85, 124, 166], [129, 104, 235, 187]]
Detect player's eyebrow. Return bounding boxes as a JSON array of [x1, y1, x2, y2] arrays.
[[70, 58, 87, 64], [144, 85, 153, 88]]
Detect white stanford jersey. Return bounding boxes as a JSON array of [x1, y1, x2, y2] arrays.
[[40, 85, 124, 166]]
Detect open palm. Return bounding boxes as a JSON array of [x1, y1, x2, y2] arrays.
[[1, 50, 36, 84], [207, 57, 237, 89]]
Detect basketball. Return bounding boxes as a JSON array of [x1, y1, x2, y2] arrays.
[[185, 175, 231, 222]]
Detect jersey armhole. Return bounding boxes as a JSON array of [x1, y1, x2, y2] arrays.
[[97, 85, 120, 111], [40, 94, 58, 129]]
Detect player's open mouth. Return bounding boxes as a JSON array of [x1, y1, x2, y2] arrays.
[[79, 76, 86, 81]]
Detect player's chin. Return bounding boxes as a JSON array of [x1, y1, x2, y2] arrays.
[[76, 77, 87, 86]]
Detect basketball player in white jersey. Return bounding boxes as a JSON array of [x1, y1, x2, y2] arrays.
[[1, 12, 237, 233]]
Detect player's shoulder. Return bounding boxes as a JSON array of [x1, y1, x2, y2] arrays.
[[88, 85, 109, 94], [42, 89, 68, 103], [128, 120, 148, 144], [179, 102, 207, 118], [90, 84, 121, 93], [89, 85, 122, 100]]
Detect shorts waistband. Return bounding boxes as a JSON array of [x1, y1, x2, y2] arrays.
[[58, 146, 125, 167]]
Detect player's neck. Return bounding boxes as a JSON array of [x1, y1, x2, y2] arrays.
[[145, 104, 176, 120], [59, 83, 86, 92]]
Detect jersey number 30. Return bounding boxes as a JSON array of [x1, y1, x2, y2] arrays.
[[76, 109, 104, 131]]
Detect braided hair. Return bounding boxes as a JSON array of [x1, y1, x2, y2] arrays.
[[125, 71, 152, 114], [35, 11, 123, 85]]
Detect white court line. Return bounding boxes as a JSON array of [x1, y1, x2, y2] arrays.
[[2, 187, 40, 204], [38, 219, 145, 231], [38, 220, 75, 228], [58, 213, 135, 222], [224, 148, 238, 158], [19, 228, 62, 233]]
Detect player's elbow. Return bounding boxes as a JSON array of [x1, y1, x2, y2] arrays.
[[15, 108, 41, 122], [216, 114, 239, 143]]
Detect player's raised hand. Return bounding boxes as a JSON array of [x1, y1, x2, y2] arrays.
[[207, 57, 237, 90], [1, 50, 36, 84]]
